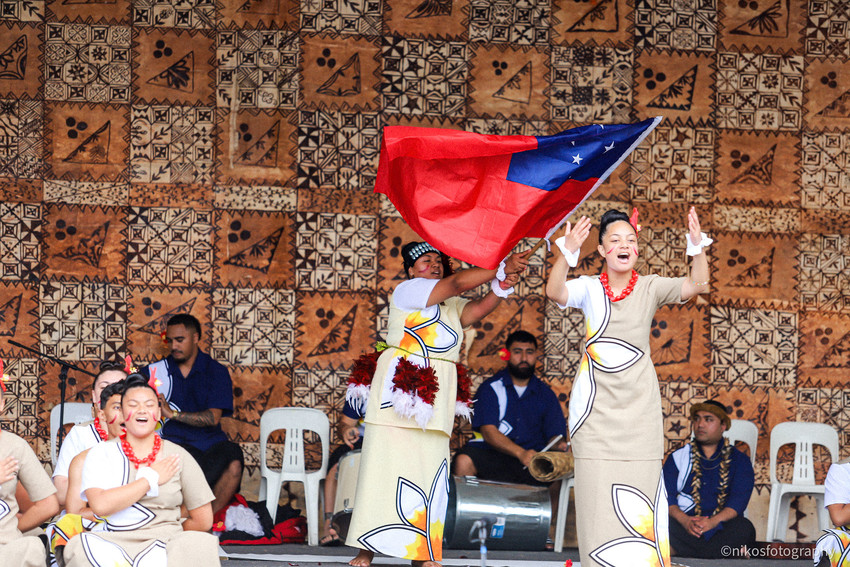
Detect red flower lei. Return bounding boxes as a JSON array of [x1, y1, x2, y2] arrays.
[[93, 417, 108, 442], [455, 363, 472, 406], [600, 270, 639, 302], [119, 432, 162, 469], [392, 358, 439, 406]]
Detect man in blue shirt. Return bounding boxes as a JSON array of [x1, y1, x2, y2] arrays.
[[453, 330, 567, 485], [143, 313, 243, 515], [663, 400, 756, 558]]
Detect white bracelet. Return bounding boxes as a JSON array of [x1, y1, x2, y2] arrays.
[[491, 278, 514, 298], [136, 467, 160, 498], [554, 236, 580, 268], [495, 260, 507, 282], [686, 232, 713, 256]]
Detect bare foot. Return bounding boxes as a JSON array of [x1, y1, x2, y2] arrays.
[[411, 561, 441, 567], [349, 550, 374, 567]]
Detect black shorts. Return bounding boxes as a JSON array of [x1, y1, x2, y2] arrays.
[[453, 443, 549, 486], [180, 440, 244, 489]]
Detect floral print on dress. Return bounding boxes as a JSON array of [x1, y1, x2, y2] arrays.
[[357, 459, 449, 561], [569, 284, 643, 436], [589, 475, 671, 567]]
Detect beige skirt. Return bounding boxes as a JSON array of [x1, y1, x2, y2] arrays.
[[346, 423, 451, 562], [63, 528, 220, 567], [574, 458, 671, 567]]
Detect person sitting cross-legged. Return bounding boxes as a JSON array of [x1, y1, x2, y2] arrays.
[[663, 400, 756, 559]]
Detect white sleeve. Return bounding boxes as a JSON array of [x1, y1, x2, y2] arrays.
[[392, 278, 439, 312], [563, 277, 589, 310], [825, 464, 850, 507], [80, 444, 123, 502], [53, 425, 89, 478]]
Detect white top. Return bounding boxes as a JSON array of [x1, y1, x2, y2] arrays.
[[53, 421, 102, 478], [824, 463, 850, 508]]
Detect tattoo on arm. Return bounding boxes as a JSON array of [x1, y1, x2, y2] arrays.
[[174, 410, 217, 427]]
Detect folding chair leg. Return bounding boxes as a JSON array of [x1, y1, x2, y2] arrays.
[[554, 477, 573, 553], [305, 478, 320, 546], [265, 477, 283, 524], [766, 487, 779, 542]]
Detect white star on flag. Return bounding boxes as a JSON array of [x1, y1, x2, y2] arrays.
[[604, 142, 615, 153], [572, 154, 583, 164]]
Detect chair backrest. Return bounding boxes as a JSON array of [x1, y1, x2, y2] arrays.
[[724, 419, 758, 465], [259, 407, 330, 477], [769, 421, 839, 486], [50, 402, 95, 467]]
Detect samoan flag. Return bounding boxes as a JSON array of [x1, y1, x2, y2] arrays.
[[375, 117, 661, 269]]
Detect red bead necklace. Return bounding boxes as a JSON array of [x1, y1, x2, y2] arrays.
[[119, 431, 162, 469], [600, 270, 639, 302], [93, 417, 108, 442]]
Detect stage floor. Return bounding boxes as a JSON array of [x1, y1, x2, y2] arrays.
[[220, 543, 814, 566]]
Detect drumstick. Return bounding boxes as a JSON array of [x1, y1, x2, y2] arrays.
[[522, 434, 564, 470]]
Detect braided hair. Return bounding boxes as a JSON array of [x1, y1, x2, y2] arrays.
[[689, 437, 733, 516]]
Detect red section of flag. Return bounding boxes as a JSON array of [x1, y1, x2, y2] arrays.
[[375, 121, 659, 269]]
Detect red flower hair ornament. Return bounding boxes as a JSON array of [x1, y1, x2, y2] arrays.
[[148, 366, 160, 394], [498, 348, 510, 361], [629, 207, 642, 234]]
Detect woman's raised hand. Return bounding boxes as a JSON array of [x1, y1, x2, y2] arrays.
[[687, 206, 701, 246], [503, 249, 531, 275], [150, 454, 180, 485], [562, 215, 592, 253]]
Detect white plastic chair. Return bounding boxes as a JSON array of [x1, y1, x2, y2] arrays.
[[553, 474, 575, 553], [725, 419, 759, 466], [766, 421, 838, 542], [258, 408, 329, 546], [50, 402, 95, 468]]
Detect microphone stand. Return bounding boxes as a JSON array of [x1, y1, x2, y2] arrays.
[[8, 339, 96, 447]]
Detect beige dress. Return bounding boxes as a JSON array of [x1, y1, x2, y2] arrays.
[[346, 277, 468, 562], [63, 438, 220, 567], [0, 431, 57, 567], [559, 274, 684, 567]]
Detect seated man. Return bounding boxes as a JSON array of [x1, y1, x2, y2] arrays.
[[320, 400, 363, 546], [453, 330, 567, 485], [142, 313, 243, 514], [814, 457, 850, 566], [0, 378, 61, 566], [53, 361, 127, 506], [663, 400, 756, 559]]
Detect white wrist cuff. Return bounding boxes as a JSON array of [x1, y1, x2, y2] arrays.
[[496, 260, 507, 282], [686, 232, 713, 256], [555, 236, 580, 268], [491, 278, 514, 298], [136, 467, 159, 498]]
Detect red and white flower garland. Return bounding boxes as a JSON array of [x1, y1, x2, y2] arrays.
[[346, 348, 473, 430]]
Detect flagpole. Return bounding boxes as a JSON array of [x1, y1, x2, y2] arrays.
[[527, 237, 549, 255]]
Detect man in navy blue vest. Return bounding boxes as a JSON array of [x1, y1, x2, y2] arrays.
[[143, 313, 243, 514], [453, 330, 567, 485]]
